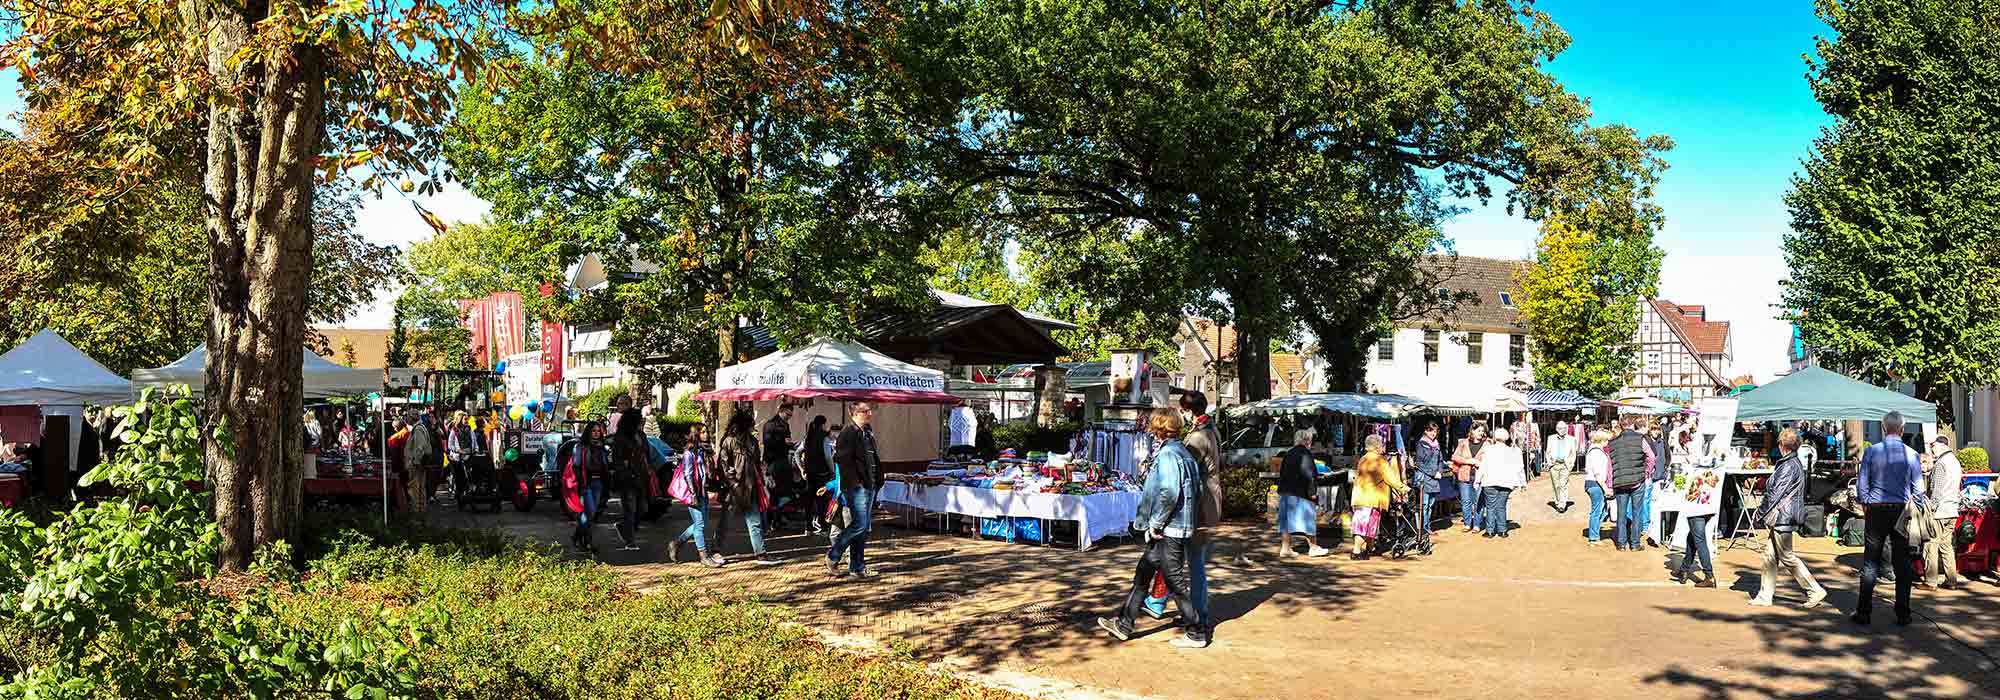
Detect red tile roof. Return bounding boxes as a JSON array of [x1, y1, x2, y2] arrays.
[[1652, 300, 1730, 355], [1421, 255, 1533, 334]]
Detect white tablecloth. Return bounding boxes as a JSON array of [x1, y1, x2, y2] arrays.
[[878, 482, 1143, 547]]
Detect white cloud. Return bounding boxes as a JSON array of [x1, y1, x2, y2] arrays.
[[333, 182, 492, 329]]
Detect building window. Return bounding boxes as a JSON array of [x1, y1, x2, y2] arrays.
[[1500, 292, 1516, 308], [1376, 331, 1394, 361], [1467, 333, 1484, 365], [1509, 334, 1526, 368], [1423, 330, 1439, 363]]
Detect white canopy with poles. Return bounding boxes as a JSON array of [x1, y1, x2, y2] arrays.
[[0, 329, 132, 406], [132, 345, 383, 399]]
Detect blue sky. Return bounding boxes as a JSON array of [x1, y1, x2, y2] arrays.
[[0, 2, 1829, 382]]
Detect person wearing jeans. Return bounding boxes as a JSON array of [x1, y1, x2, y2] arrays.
[[1752, 429, 1826, 607], [1674, 514, 1715, 587], [1853, 412, 1924, 626], [1099, 411, 1208, 649], [1413, 422, 1446, 530], [1475, 428, 1525, 538], [829, 403, 885, 578], [1583, 430, 1612, 544], [1608, 416, 1651, 551], [717, 412, 776, 565], [1449, 426, 1488, 532]]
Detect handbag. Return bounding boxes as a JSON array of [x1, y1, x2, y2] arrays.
[[668, 455, 700, 506], [1898, 501, 1929, 544]]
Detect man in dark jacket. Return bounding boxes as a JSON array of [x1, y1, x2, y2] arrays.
[[827, 403, 883, 579], [762, 405, 798, 527], [1608, 415, 1650, 551]]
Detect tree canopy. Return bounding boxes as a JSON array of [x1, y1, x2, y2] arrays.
[[1783, 0, 2000, 415], [900, 0, 1670, 400]]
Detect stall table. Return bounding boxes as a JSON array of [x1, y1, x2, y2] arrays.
[[878, 481, 1142, 551], [304, 475, 406, 512]]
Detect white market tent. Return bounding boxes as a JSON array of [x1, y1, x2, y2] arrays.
[[691, 339, 955, 404], [0, 329, 132, 406], [132, 345, 383, 399], [1400, 379, 1528, 414]]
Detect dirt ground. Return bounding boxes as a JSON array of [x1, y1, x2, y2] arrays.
[[434, 475, 2000, 700]]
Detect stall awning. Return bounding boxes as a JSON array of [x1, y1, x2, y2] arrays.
[[1226, 392, 1440, 420], [1608, 395, 1688, 416], [692, 339, 956, 405], [1733, 365, 1936, 423], [569, 330, 611, 353], [133, 345, 381, 399], [0, 330, 131, 406], [1526, 389, 1599, 411]]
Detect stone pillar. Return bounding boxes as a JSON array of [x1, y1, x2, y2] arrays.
[[1035, 364, 1070, 428]]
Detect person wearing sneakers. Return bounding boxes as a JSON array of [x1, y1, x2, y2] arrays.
[[1750, 428, 1827, 608], [828, 403, 886, 579], [1099, 410, 1209, 649], [1275, 428, 1329, 558], [670, 423, 724, 567], [1544, 421, 1576, 513]]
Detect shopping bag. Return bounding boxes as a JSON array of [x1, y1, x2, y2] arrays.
[[980, 517, 1017, 542]]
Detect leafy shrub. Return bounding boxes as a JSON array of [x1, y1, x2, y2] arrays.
[[1218, 464, 1268, 519], [1961, 447, 1990, 474], [1, 387, 418, 699], [990, 421, 1079, 454], [576, 382, 631, 421]]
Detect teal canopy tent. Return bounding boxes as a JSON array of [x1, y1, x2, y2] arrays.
[[1733, 366, 1936, 423]]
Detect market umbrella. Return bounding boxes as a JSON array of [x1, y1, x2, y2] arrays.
[[1225, 392, 1436, 420], [1733, 365, 1936, 423], [1525, 389, 1599, 412], [691, 339, 956, 404]]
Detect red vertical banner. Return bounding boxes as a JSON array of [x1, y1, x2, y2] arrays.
[[457, 298, 490, 368], [540, 319, 565, 386], [487, 291, 526, 360]]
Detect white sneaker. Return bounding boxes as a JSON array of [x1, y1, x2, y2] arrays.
[[1307, 546, 1330, 557], [1802, 591, 1828, 609], [1748, 598, 1773, 607]]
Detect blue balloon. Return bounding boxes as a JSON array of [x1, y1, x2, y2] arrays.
[[496, 361, 508, 373], [524, 401, 539, 414], [541, 399, 555, 413]]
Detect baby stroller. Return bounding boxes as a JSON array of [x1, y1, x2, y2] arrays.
[[1375, 496, 1434, 559]]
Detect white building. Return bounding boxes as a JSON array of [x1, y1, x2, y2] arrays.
[[1361, 256, 1536, 402]]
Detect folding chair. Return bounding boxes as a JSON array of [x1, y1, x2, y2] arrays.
[[1722, 476, 1765, 553]]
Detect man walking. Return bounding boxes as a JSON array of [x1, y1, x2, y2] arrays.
[[763, 404, 799, 528], [828, 403, 884, 579], [1853, 411, 1923, 626], [1545, 421, 1576, 513], [1608, 416, 1650, 552], [1921, 435, 1963, 590]]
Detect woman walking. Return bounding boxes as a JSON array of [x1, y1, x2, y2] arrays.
[[670, 423, 724, 567], [1450, 425, 1488, 532], [1584, 429, 1612, 546], [715, 412, 776, 565], [803, 415, 834, 535], [1476, 428, 1525, 538], [1413, 422, 1446, 531], [1350, 434, 1408, 559], [1276, 429, 1327, 558], [1750, 429, 1828, 606], [609, 407, 650, 552], [564, 423, 609, 552]]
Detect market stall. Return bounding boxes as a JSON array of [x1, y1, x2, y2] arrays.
[[0, 330, 132, 504], [132, 345, 383, 399], [882, 457, 1141, 551], [1224, 392, 1463, 533]]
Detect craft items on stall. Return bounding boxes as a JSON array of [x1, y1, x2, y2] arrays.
[[881, 448, 1143, 550]]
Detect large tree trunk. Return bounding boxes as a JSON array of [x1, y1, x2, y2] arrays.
[[1237, 328, 1272, 403], [195, 0, 325, 569]]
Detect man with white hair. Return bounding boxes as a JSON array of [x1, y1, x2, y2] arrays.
[[1852, 411, 1923, 626], [1920, 435, 1963, 590], [1545, 421, 1576, 513]]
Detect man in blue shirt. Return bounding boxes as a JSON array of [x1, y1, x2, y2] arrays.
[[1852, 411, 1924, 627]]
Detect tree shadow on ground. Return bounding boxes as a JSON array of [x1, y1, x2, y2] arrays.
[[1646, 586, 2000, 698]]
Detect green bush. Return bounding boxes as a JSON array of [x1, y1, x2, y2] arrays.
[[1218, 464, 1268, 519], [576, 382, 631, 421], [990, 421, 1079, 454], [1961, 447, 1990, 474]]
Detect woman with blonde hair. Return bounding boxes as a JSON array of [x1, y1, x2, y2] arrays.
[[1350, 433, 1407, 559], [1276, 427, 1326, 557], [1583, 429, 1613, 545]]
